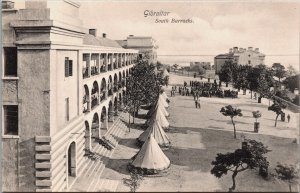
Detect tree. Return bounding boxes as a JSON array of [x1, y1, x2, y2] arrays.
[[156, 61, 164, 70], [220, 105, 243, 139], [283, 74, 299, 93], [275, 163, 299, 192], [124, 57, 161, 123], [219, 60, 237, 87], [252, 110, 262, 123], [268, 102, 286, 127], [272, 63, 286, 83], [293, 95, 299, 106], [232, 65, 250, 91], [211, 139, 270, 192], [123, 170, 144, 192], [286, 65, 298, 77]]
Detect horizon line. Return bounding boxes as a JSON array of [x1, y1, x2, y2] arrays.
[[158, 54, 300, 56]]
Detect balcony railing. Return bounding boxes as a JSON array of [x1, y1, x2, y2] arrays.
[[91, 66, 99, 76], [100, 65, 106, 73], [113, 86, 118, 92], [108, 88, 113, 96], [118, 82, 122, 89], [83, 95, 89, 113], [83, 67, 89, 79], [100, 90, 106, 101], [91, 92, 99, 108], [108, 64, 112, 71]]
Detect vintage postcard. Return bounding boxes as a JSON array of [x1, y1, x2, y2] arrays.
[[1, 0, 299, 192]]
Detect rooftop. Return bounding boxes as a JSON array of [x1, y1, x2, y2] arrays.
[[83, 34, 122, 48]]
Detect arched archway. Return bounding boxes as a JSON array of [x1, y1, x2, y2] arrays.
[[122, 71, 125, 87], [122, 90, 127, 106], [114, 96, 118, 116], [108, 75, 113, 96], [67, 142, 76, 181], [101, 106, 108, 136], [100, 78, 107, 102], [84, 121, 91, 153], [83, 85, 90, 113], [119, 72, 122, 89], [91, 81, 99, 109], [108, 101, 114, 122], [118, 93, 123, 110], [92, 113, 100, 147], [113, 73, 118, 93]]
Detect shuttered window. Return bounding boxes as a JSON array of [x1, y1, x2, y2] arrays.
[[65, 57, 73, 77], [69, 60, 73, 76]]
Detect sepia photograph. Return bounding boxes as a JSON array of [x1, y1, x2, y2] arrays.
[[1, 0, 299, 192]]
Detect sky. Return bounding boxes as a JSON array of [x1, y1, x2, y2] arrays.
[[13, 0, 299, 67], [77, 1, 299, 56]]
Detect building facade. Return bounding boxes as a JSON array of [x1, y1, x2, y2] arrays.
[[117, 35, 158, 65], [2, 0, 138, 192], [214, 47, 265, 73]]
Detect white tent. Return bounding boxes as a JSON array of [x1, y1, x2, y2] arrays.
[[147, 98, 169, 118], [138, 119, 171, 148], [146, 107, 170, 130], [161, 91, 168, 101], [159, 93, 169, 108], [131, 134, 170, 173]]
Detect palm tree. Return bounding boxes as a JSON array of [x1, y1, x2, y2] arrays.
[[220, 105, 243, 139]]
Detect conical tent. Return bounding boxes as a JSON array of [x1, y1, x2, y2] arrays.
[[147, 98, 169, 118], [146, 107, 169, 129], [131, 134, 170, 174], [137, 119, 171, 148], [159, 94, 169, 108], [162, 91, 168, 100]]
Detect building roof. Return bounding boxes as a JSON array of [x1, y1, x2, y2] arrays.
[[115, 40, 127, 48], [83, 34, 122, 48]]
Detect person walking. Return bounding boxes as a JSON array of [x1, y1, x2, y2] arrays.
[[197, 97, 201, 109], [287, 114, 291, 123], [195, 98, 198, 108]]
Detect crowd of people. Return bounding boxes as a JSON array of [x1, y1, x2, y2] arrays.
[[171, 81, 238, 99]]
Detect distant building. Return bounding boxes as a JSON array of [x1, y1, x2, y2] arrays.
[[117, 35, 158, 65], [214, 47, 265, 73]]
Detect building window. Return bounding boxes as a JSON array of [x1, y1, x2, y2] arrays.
[[65, 57, 73, 77], [3, 105, 18, 135], [248, 60, 251, 64], [4, 47, 17, 76], [65, 98, 69, 121]]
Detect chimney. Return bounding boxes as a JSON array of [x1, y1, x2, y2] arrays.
[[248, 47, 253, 51], [102, 33, 107, 38], [229, 48, 233, 53], [239, 48, 243, 52], [129, 35, 134, 37], [89, 29, 97, 37], [255, 48, 259, 52], [2, 1, 15, 9], [233, 47, 238, 53]]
